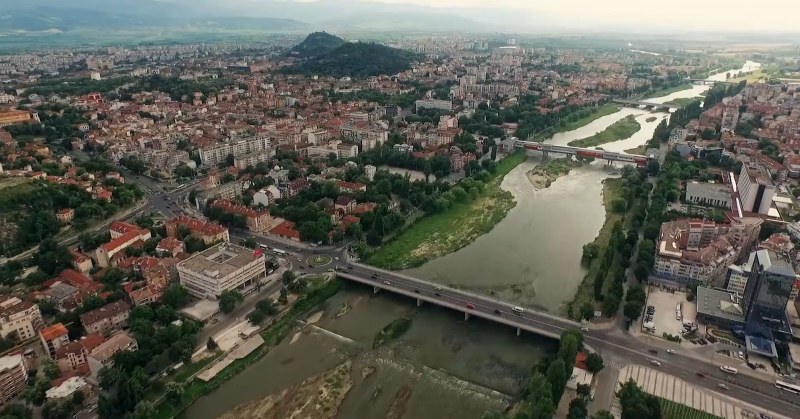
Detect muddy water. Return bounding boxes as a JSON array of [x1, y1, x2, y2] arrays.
[[182, 285, 556, 419]]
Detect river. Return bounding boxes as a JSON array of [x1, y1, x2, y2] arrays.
[[181, 62, 759, 419], [404, 62, 760, 314]]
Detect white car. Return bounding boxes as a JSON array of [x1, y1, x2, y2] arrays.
[[650, 360, 661, 366], [666, 349, 675, 354], [581, 327, 590, 332]]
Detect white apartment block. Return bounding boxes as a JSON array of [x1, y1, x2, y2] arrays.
[[177, 243, 267, 300], [0, 355, 27, 405], [199, 137, 272, 167], [415, 99, 453, 112], [0, 297, 43, 341]]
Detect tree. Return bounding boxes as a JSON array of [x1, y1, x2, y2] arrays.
[[128, 401, 156, 419], [42, 400, 73, 419], [559, 333, 580, 373], [247, 309, 266, 325], [580, 302, 594, 321], [567, 397, 588, 419], [161, 284, 190, 308], [585, 352, 605, 373], [219, 290, 244, 314], [633, 263, 650, 282], [490, 145, 497, 161], [71, 390, 85, 406], [278, 287, 289, 304], [546, 358, 568, 405], [423, 160, 432, 182], [203, 335, 218, 351], [617, 379, 661, 419], [591, 411, 615, 419], [611, 198, 628, 214], [24, 379, 49, 406], [282, 270, 296, 285], [42, 358, 59, 379], [1, 404, 32, 419], [576, 383, 592, 400], [165, 382, 184, 404]]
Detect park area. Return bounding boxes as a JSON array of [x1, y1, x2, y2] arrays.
[[568, 115, 642, 148]]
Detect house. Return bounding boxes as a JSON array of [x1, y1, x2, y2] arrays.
[[94, 223, 151, 268], [252, 185, 281, 207], [210, 199, 272, 232], [79, 301, 130, 337], [166, 215, 229, 245], [87, 332, 138, 379], [70, 251, 93, 273], [46, 376, 90, 401], [285, 178, 310, 197], [335, 196, 356, 214], [155, 237, 184, 257], [336, 180, 366, 192], [269, 221, 301, 242], [56, 208, 75, 224], [54, 334, 104, 372], [128, 286, 161, 306]]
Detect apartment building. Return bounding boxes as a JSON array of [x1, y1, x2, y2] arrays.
[[210, 199, 271, 232], [166, 215, 229, 244], [79, 301, 130, 337], [415, 99, 453, 111], [233, 149, 275, 170], [54, 334, 104, 372], [94, 222, 152, 268], [736, 163, 776, 215], [0, 354, 27, 405], [194, 181, 248, 209], [0, 110, 39, 127], [177, 242, 266, 300], [0, 297, 43, 341], [87, 332, 138, 379], [40, 323, 70, 359], [199, 136, 272, 167]]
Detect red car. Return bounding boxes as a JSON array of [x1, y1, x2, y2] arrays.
[[466, 303, 475, 309]]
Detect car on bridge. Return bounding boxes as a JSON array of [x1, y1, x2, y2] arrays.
[[466, 303, 475, 309]]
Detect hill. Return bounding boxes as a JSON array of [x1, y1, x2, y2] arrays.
[[284, 42, 423, 78], [290, 32, 345, 58]]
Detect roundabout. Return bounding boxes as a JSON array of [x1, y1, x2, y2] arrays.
[[306, 254, 332, 267]]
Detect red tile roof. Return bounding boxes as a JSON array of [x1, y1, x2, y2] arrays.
[[40, 323, 69, 341], [269, 221, 300, 240]]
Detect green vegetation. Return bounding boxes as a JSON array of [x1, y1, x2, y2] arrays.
[[152, 279, 344, 419], [568, 115, 641, 148], [664, 97, 702, 107], [368, 152, 526, 269], [528, 158, 584, 189], [543, 104, 621, 138], [625, 145, 647, 155], [306, 255, 332, 267], [219, 290, 244, 314], [373, 317, 413, 348], [617, 379, 662, 419], [660, 398, 720, 419], [284, 42, 424, 78], [289, 31, 345, 58], [642, 83, 692, 99], [326, 88, 418, 108]]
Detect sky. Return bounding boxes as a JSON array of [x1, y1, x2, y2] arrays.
[[358, 0, 800, 32]]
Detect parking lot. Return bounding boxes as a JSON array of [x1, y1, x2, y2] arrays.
[[642, 287, 697, 338]]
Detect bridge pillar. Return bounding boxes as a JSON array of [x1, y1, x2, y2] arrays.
[[416, 298, 422, 307], [373, 286, 379, 294], [464, 312, 470, 321], [516, 327, 521, 337]]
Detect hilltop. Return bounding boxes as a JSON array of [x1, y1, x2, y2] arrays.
[[290, 32, 345, 58], [284, 41, 423, 78]]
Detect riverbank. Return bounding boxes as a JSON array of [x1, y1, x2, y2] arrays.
[[526, 158, 581, 189], [665, 97, 702, 107], [373, 318, 412, 348], [642, 83, 693, 99], [540, 104, 621, 139], [625, 145, 647, 155], [568, 115, 642, 148], [566, 178, 624, 319], [218, 361, 353, 419], [367, 152, 526, 270], [153, 278, 344, 419]]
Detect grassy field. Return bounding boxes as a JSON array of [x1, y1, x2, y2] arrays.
[[540, 104, 621, 139], [643, 84, 693, 99], [568, 115, 641, 148], [660, 398, 721, 419], [368, 152, 526, 270], [625, 145, 647, 155], [665, 97, 703, 107], [728, 69, 768, 84], [567, 178, 624, 318], [0, 177, 32, 191]]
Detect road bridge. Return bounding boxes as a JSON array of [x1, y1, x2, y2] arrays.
[[513, 139, 649, 166], [337, 263, 582, 341], [611, 98, 676, 109]]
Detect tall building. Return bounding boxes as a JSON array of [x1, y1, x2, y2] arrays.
[[0, 297, 44, 341], [0, 354, 27, 405], [177, 242, 266, 300], [743, 249, 796, 353], [199, 136, 272, 167], [736, 163, 776, 215], [39, 323, 70, 359]]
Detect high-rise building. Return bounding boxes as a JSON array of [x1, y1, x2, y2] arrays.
[[743, 249, 796, 349], [177, 243, 266, 300], [0, 354, 27, 405], [736, 163, 776, 215]]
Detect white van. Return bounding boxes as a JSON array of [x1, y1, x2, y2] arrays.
[[720, 365, 738, 375], [512, 306, 524, 314]]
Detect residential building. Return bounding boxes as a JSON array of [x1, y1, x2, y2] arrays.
[[40, 323, 70, 358], [87, 332, 138, 379], [334, 196, 356, 214], [364, 165, 376, 181], [0, 110, 39, 127], [79, 300, 130, 337], [56, 208, 75, 224], [155, 237, 184, 257], [685, 182, 732, 209], [0, 354, 27, 405], [194, 180, 248, 209], [415, 99, 453, 111], [721, 105, 740, 132], [198, 136, 272, 167], [166, 215, 229, 245], [54, 334, 104, 372], [94, 222, 152, 268], [177, 242, 266, 300], [252, 185, 281, 207], [654, 218, 762, 284], [736, 163, 776, 215], [0, 297, 43, 341], [210, 199, 271, 232], [46, 376, 89, 401]]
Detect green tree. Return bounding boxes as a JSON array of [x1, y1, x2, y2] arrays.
[[165, 381, 184, 404], [585, 352, 605, 373], [591, 411, 615, 419], [576, 383, 592, 400], [247, 309, 266, 325], [219, 290, 244, 314], [546, 358, 568, 405], [41, 400, 73, 419], [0, 403, 32, 419], [281, 270, 296, 285], [42, 358, 59, 379], [161, 284, 190, 308], [24, 379, 49, 406], [128, 401, 156, 419], [580, 302, 594, 321], [207, 337, 218, 350], [559, 334, 580, 373], [567, 397, 588, 419]]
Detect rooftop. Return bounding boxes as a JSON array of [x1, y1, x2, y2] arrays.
[[696, 286, 746, 324], [40, 323, 69, 341], [89, 332, 137, 363], [79, 300, 130, 326], [178, 242, 264, 279], [0, 354, 23, 373]]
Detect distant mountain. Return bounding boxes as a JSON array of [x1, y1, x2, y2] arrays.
[[284, 41, 424, 78], [290, 32, 345, 58]]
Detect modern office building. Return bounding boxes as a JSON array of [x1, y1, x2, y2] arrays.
[[177, 243, 266, 300], [741, 250, 796, 357], [736, 163, 776, 215]]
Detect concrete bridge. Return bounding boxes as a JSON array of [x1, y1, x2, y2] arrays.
[[513, 139, 649, 166], [336, 263, 582, 341], [611, 98, 676, 109]]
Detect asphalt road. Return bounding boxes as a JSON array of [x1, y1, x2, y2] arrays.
[[339, 262, 800, 418]]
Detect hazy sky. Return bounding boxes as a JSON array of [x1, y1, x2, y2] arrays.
[[358, 0, 800, 32]]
